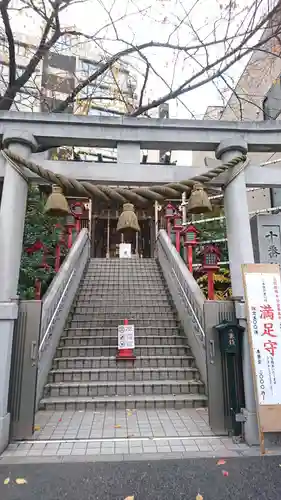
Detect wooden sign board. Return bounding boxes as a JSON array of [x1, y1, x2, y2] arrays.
[[243, 263, 281, 453]]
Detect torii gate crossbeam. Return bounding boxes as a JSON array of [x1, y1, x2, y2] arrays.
[[1, 111, 281, 151]]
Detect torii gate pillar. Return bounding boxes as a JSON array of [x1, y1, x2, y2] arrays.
[[0, 131, 37, 453], [216, 138, 259, 446]]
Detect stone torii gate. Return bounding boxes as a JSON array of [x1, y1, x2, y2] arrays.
[[1, 112, 281, 451]]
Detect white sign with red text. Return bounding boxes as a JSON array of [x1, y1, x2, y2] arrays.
[[245, 270, 281, 405]]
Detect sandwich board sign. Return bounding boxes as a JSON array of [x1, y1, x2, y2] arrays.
[[243, 263, 281, 453], [119, 243, 131, 258], [118, 324, 135, 349]]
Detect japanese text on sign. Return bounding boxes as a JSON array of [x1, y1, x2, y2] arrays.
[[245, 271, 281, 405], [118, 324, 135, 349]]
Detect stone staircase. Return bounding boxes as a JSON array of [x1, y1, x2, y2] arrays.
[[39, 258, 207, 411]]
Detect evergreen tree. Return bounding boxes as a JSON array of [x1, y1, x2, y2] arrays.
[[18, 186, 65, 299], [191, 208, 231, 299]]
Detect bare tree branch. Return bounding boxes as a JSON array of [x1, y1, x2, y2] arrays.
[[0, 0, 15, 87], [0, 0, 279, 128]]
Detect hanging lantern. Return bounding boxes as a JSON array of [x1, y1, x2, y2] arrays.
[[44, 185, 70, 217], [117, 203, 140, 233], [188, 183, 212, 214]]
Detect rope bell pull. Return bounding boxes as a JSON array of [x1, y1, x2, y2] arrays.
[[188, 182, 212, 214], [44, 185, 70, 217], [117, 203, 140, 233]]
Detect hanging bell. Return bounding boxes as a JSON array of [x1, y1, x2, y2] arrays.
[[117, 203, 140, 233], [188, 182, 212, 214], [44, 185, 70, 217]]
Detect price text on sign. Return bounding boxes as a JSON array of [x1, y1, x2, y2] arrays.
[[245, 271, 281, 405], [118, 325, 135, 349]]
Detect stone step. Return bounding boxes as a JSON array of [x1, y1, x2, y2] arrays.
[[77, 291, 169, 296], [52, 355, 196, 370], [78, 287, 168, 294], [74, 298, 173, 306], [68, 319, 179, 328], [59, 335, 188, 347], [72, 306, 173, 314], [39, 393, 208, 411], [64, 326, 182, 336], [76, 294, 170, 301], [44, 379, 205, 398], [85, 274, 161, 278], [70, 311, 176, 319], [80, 284, 167, 290], [56, 345, 190, 358], [48, 366, 200, 383], [70, 310, 175, 319], [87, 260, 158, 266], [81, 278, 165, 286]]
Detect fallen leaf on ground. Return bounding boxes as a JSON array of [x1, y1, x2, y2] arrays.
[[124, 497, 134, 500], [114, 424, 121, 428], [4, 478, 10, 485], [196, 494, 203, 500], [216, 459, 226, 466], [222, 470, 229, 477], [34, 425, 41, 431], [15, 478, 28, 485]]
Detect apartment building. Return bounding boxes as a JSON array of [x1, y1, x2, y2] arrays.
[[192, 15, 281, 213], [0, 32, 137, 115]]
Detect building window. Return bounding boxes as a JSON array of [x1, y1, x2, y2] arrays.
[[0, 38, 8, 52], [77, 58, 99, 76], [53, 35, 72, 53], [16, 66, 24, 78]]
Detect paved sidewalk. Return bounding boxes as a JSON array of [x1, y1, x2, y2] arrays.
[[1, 408, 252, 461]]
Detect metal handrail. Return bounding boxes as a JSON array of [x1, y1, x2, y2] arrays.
[[39, 269, 75, 353], [171, 268, 205, 340]]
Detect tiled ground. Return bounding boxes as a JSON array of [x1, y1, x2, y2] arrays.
[[33, 407, 213, 440], [1, 408, 252, 460]]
